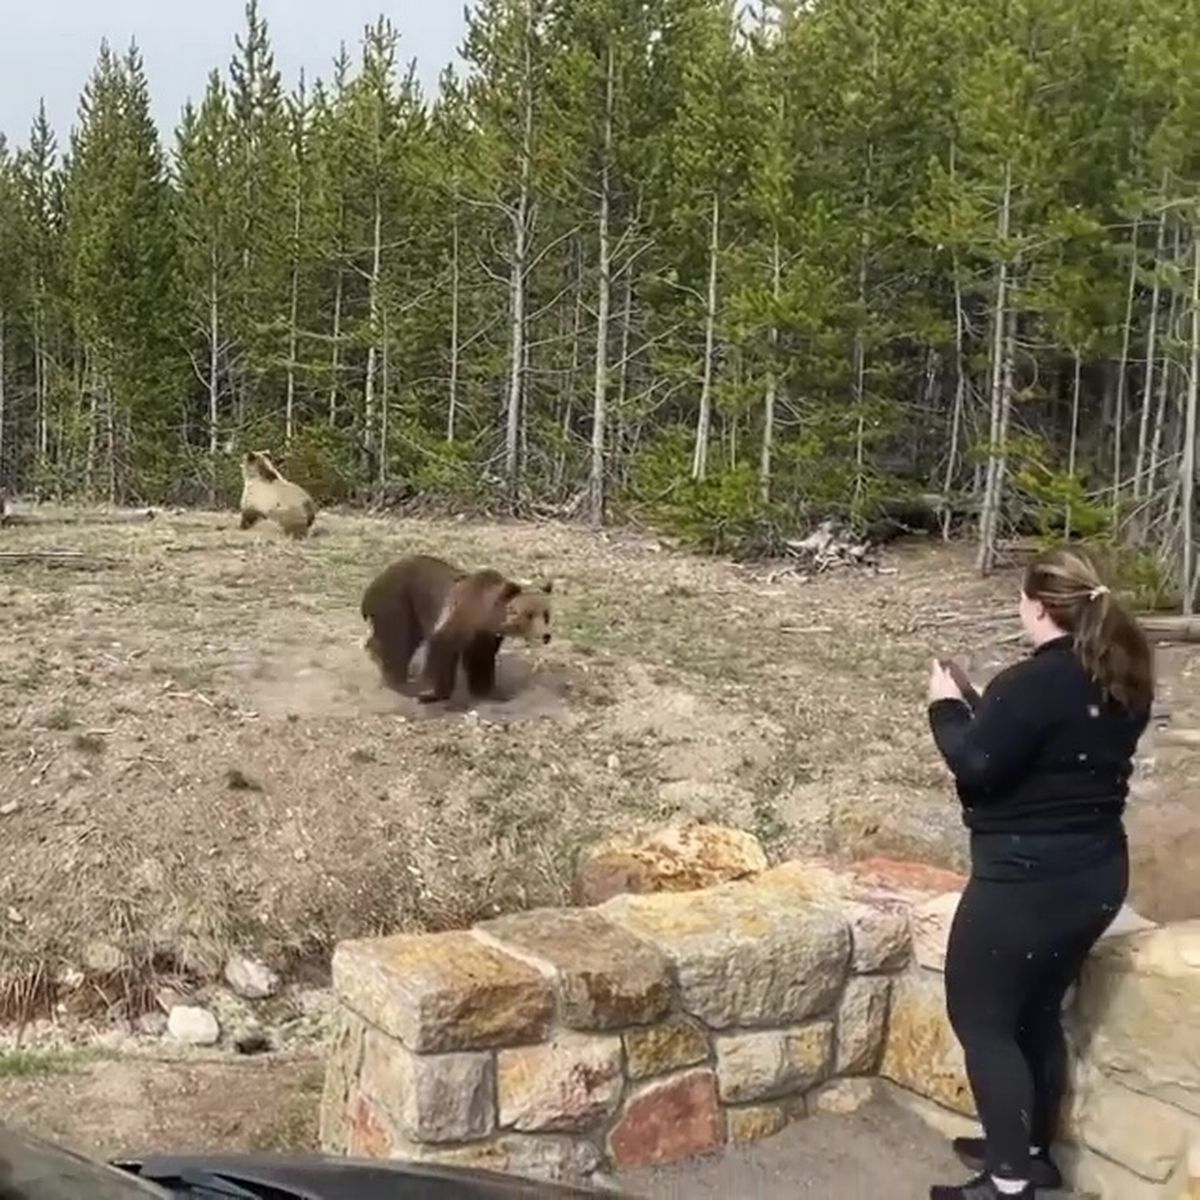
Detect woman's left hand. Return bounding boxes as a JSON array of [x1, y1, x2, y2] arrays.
[[928, 658, 963, 703]]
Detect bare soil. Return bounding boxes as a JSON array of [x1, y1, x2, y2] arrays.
[[0, 1050, 322, 1158], [0, 506, 1195, 1165], [1, 508, 1196, 1016]]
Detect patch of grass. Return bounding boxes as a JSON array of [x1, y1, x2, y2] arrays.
[[0, 1048, 100, 1078], [44, 703, 77, 731], [244, 1065, 323, 1152]]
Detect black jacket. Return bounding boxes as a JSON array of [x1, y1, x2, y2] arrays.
[[928, 636, 1149, 877]]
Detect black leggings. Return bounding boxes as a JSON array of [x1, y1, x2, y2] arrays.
[[944, 847, 1128, 1180]]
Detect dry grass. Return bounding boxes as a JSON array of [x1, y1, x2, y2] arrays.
[[0, 505, 1196, 1020]]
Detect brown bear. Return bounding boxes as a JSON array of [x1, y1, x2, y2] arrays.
[[360, 553, 553, 703], [239, 451, 317, 539]]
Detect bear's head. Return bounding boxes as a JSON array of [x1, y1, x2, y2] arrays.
[[243, 451, 282, 483], [501, 579, 554, 646]]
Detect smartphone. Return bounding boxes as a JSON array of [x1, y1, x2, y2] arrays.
[[939, 658, 982, 711]]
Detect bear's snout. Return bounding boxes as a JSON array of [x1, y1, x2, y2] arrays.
[[542, 633, 551, 644]]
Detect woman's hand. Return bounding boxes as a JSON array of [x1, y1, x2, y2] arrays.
[[928, 658, 964, 703]]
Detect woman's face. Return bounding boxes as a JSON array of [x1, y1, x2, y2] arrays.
[[1019, 588, 1057, 644]]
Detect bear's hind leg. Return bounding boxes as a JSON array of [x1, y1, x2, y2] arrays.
[[417, 636, 459, 703], [370, 621, 422, 693]]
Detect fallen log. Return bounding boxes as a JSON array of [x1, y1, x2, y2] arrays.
[[1156, 727, 1200, 748], [1, 508, 156, 528], [0, 550, 118, 569], [1139, 615, 1200, 644]]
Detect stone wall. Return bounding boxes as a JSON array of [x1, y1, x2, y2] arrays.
[[319, 842, 1200, 1198], [319, 856, 921, 1182]]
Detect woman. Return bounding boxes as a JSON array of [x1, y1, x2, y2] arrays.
[[925, 547, 1154, 1200]]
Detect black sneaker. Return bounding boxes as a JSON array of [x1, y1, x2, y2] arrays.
[[931, 1173, 1036, 1199], [951, 1138, 1062, 1190]]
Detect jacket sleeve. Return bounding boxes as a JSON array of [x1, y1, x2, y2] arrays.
[[927, 665, 1048, 793]]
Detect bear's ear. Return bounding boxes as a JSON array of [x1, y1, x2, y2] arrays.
[[539, 578, 553, 595], [500, 580, 523, 602]]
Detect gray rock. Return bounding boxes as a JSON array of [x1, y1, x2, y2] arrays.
[[136, 1011, 168, 1037], [223, 954, 280, 1001]]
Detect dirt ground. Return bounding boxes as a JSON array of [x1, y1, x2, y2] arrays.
[[0, 504, 1195, 1168], [0, 1050, 323, 1158], [1, 506, 1196, 1013]]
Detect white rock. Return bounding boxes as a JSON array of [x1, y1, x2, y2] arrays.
[[167, 1005, 220, 1046], [223, 954, 280, 1000]]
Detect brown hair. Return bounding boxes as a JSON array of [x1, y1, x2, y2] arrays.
[[1022, 546, 1155, 714]]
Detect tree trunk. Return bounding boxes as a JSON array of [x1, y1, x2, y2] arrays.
[[589, 42, 615, 527], [1183, 230, 1199, 615], [285, 176, 303, 446], [363, 188, 383, 467], [1112, 219, 1140, 517], [977, 161, 1013, 575], [1148, 223, 1183, 512], [447, 201, 460, 442], [760, 229, 781, 504], [208, 256, 221, 503], [1133, 195, 1167, 510], [942, 213, 967, 542], [1066, 351, 1082, 539], [692, 190, 720, 482], [504, 0, 535, 503], [614, 263, 634, 492], [329, 265, 343, 427], [33, 297, 47, 462], [379, 304, 390, 487]]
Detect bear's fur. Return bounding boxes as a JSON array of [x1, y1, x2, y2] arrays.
[[239, 451, 317, 539], [360, 553, 553, 703]]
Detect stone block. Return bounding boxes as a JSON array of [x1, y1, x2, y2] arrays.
[[497, 1031, 624, 1133], [624, 1015, 710, 1081], [755, 860, 911, 973], [1057, 1142, 1186, 1200], [358, 1028, 494, 1144], [879, 968, 974, 1117], [836, 976, 891, 1075], [726, 1101, 795, 1145], [346, 1093, 397, 1158], [812, 1077, 877, 1115], [607, 1069, 724, 1168], [384, 1132, 602, 1184], [714, 1022, 833, 1103], [1074, 921, 1200, 1115], [910, 891, 960, 972], [908, 892, 1150, 976], [331, 930, 553, 1053], [1072, 1060, 1188, 1183], [476, 908, 671, 1030], [576, 823, 767, 906], [848, 857, 968, 896], [602, 883, 849, 1029], [318, 1010, 366, 1153]]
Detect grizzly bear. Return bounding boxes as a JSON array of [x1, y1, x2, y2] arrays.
[[239, 451, 317, 539], [360, 553, 553, 703]]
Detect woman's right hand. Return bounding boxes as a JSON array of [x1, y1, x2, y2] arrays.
[[928, 658, 964, 703]]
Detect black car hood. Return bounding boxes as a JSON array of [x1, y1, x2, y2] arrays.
[[112, 1152, 624, 1200]]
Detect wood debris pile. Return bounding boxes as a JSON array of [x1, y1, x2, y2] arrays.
[[783, 518, 878, 573]]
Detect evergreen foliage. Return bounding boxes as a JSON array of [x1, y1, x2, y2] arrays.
[[0, 0, 1197, 605]]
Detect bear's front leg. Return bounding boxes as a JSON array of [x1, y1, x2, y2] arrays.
[[463, 633, 502, 698]]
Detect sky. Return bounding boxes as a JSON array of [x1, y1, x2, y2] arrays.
[[0, 1, 474, 150]]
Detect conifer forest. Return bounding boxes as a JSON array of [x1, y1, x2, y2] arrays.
[[0, 0, 1198, 608]]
